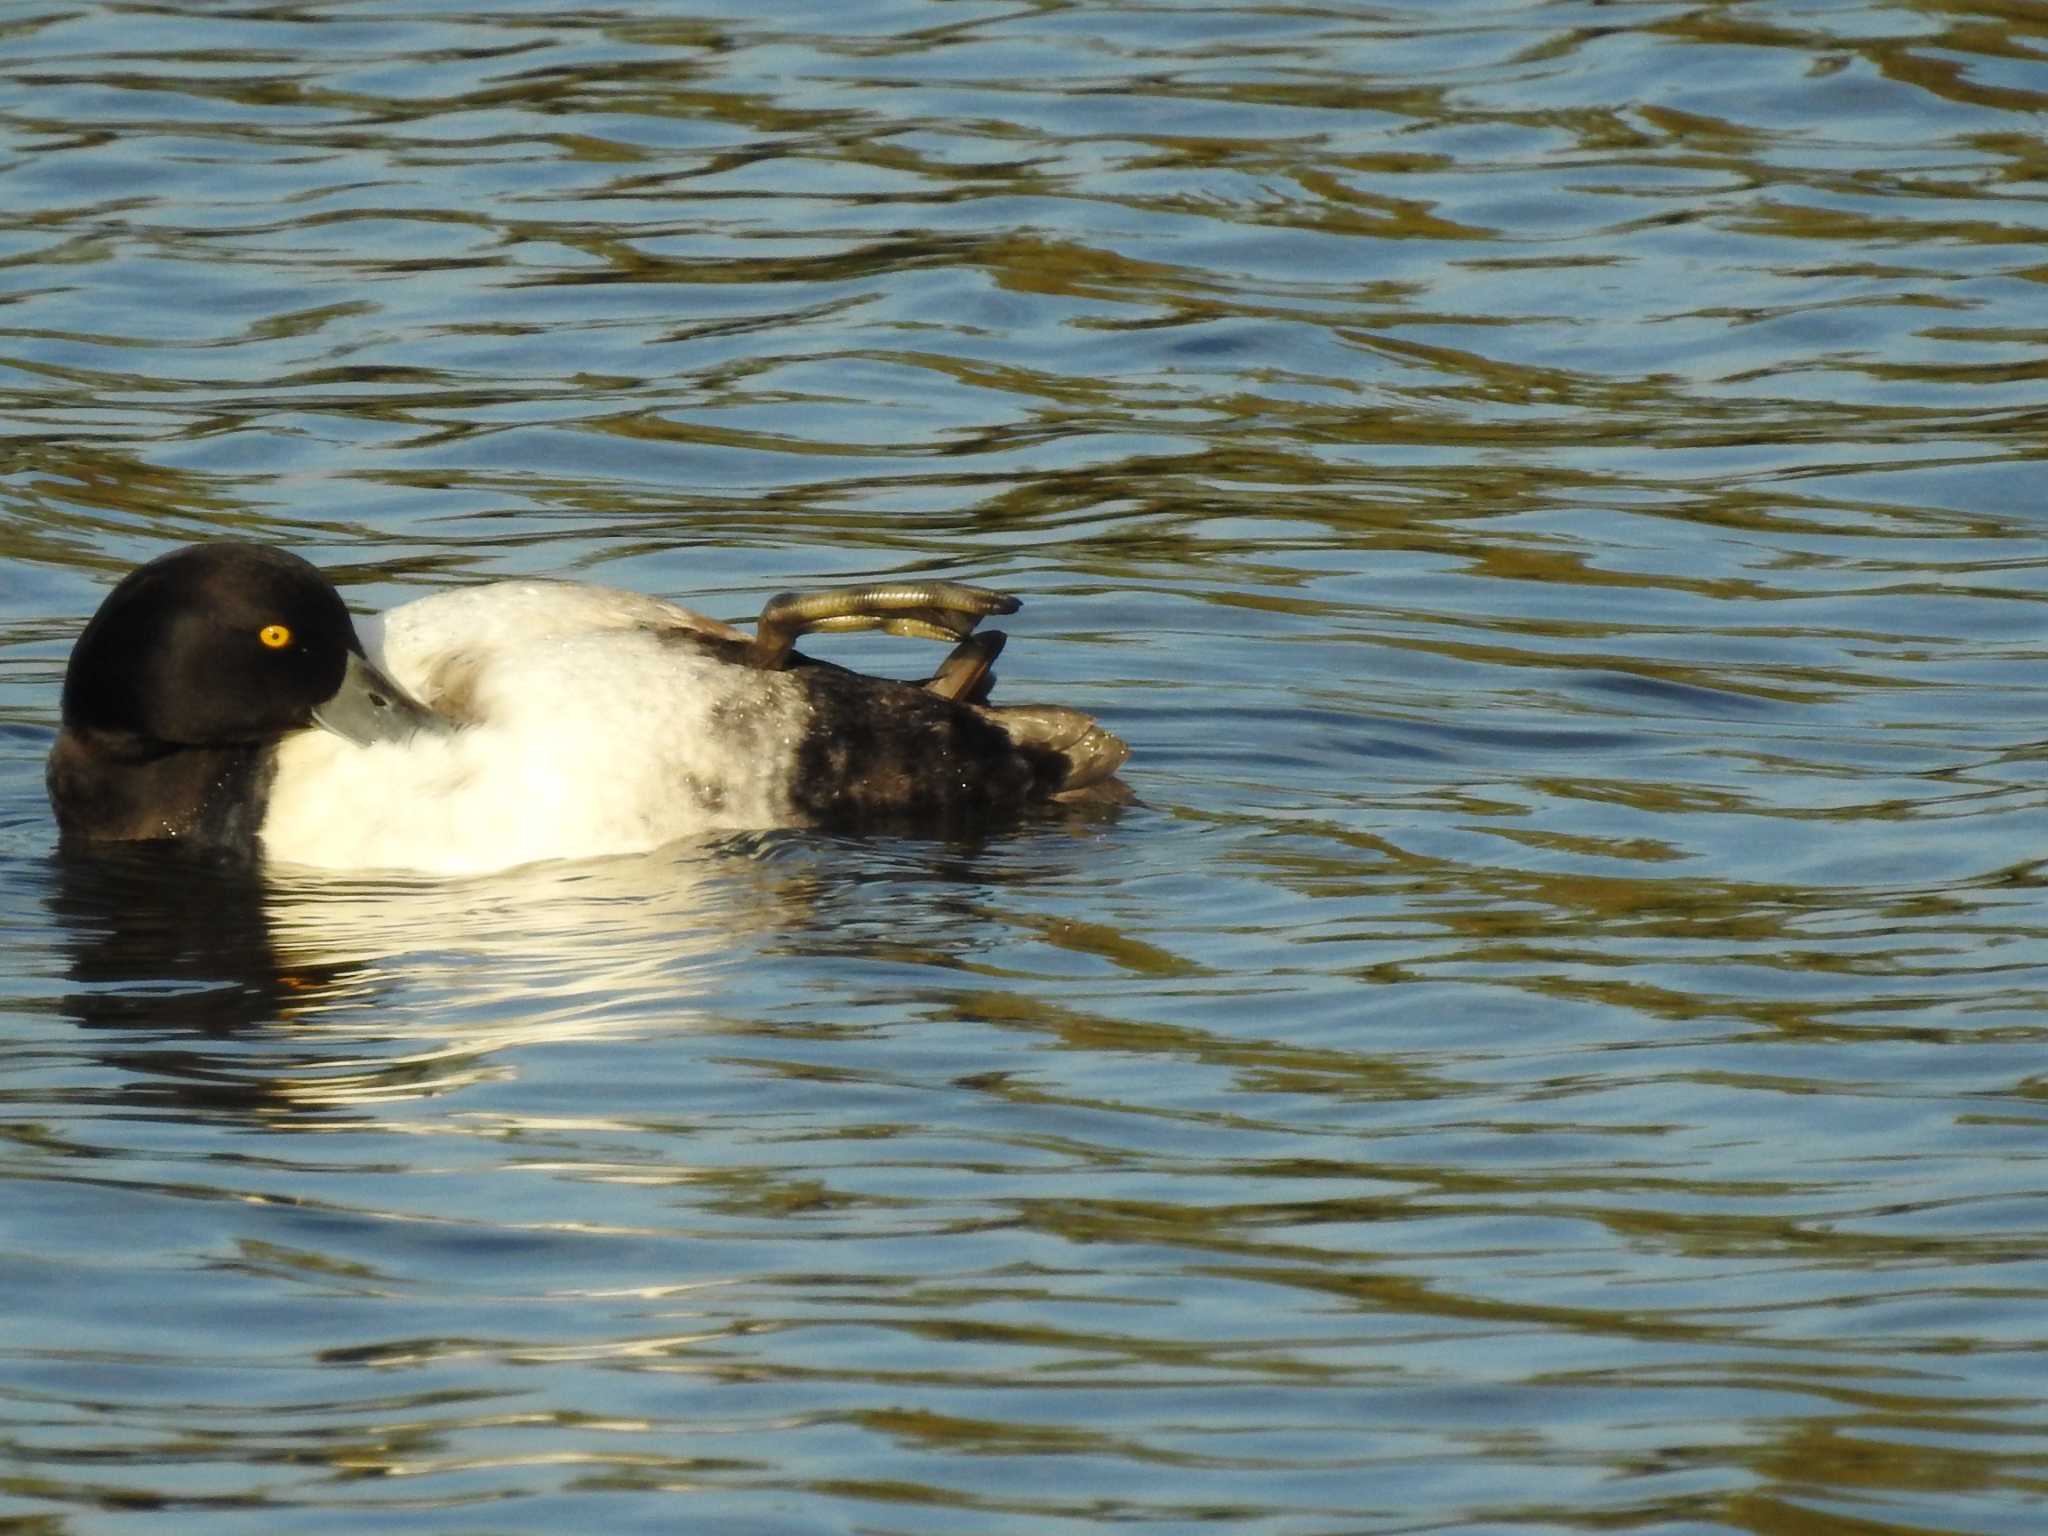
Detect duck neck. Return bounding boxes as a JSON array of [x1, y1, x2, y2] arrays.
[[47, 726, 273, 854]]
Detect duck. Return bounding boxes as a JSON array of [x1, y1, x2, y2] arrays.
[[46, 542, 1129, 874]]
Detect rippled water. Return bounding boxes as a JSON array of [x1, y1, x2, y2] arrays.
[[3, 2, 2047, 1531]]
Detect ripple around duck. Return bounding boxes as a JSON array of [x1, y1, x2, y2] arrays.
[[5, 0, 2048, 1532]]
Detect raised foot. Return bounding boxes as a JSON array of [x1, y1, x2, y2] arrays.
[[925, 631, 1005, 704], [749, 581, 1020, 672]]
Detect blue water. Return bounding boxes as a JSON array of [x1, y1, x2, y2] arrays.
[[3, 2, 2046, 1532]]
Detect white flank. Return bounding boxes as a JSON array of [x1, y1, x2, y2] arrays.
[[263, 585, 805, 874]]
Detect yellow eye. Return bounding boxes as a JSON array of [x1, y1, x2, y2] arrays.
[[259, 624, 292, 650]]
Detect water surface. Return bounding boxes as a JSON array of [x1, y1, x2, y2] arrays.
[[2, 2, 2046, 1532]]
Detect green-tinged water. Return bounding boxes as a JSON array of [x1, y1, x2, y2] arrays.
[[2, 2, 2046, 1532]]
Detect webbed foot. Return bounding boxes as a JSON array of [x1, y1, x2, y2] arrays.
[[749, 581, 1019, 671], [924, 631, 1005, 704]]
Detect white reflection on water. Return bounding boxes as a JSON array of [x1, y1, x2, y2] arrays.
[[262, 842, 758, 982], [45, 835, 825, 1119], [4, 0, 2048, 1530]]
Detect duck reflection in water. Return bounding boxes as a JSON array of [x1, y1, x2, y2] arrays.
[[44, 835, 802, 1121], [48, 842, 351, 1117], [44, 819, 1091, 1125]]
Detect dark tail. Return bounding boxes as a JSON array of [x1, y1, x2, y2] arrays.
[[980, 702, 1130, 801]]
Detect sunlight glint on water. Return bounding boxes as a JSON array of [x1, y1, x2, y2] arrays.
[[1, 2, 2046, 1533]]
